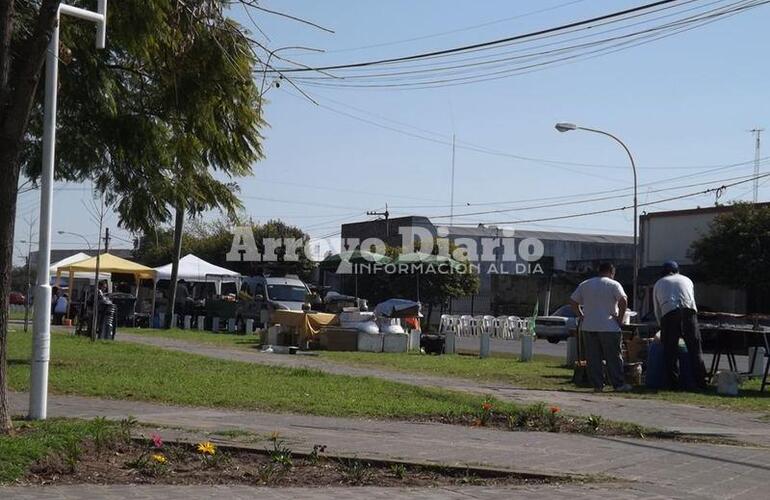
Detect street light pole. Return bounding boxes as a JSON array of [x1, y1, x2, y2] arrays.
[[56, 231, 93, 251], [30, 1, 108, 421], [555, 123, 639, 312]]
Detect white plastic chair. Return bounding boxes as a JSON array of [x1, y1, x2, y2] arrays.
[[507, 315, 522, 340], [481, 315, 496, 336], [458, 315, 474, 337]]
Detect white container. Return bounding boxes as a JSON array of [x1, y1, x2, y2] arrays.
[[383, 333, 408, 353], [377, 318, 405, 334], [715, 371, 740, 396], [479, 331, 490, 358], [197, 315, 205, 330], [444, 332, 456, 354], [520, 334, 534, 362], [357, 332, 383, 352], [566, 336, 578, 367]]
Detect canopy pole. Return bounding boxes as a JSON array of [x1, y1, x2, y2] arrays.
[[150, 280, 157, 325]]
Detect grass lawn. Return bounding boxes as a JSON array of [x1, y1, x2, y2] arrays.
[[113, 328, 769, 413], [7, 331, 516, 420], [120, 327, 261, 349], [8, 309, 31, 321], [0, 418, 121, 483], [320, 351, 770, 413]]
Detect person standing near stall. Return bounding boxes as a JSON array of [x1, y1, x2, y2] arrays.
[[569, 262, 632, 392], [653, 261, 707, 389]]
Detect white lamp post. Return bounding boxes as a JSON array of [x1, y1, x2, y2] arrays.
[[30, 1, 108, 421], [554, 122, 639, 312]]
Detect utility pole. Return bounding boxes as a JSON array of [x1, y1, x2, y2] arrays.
[[367, 205, 390, 238], [750, 128, 763, 203], [450, 134, 456, 227]]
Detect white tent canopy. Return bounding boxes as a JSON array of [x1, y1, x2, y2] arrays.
[[153, 254, 241, 293], [49, 252, 109, 281]]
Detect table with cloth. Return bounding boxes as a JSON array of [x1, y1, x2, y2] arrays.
[[270, 310, 338, 346]]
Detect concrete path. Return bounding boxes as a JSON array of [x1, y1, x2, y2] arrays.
[[8, 392, 770, 499], [0, 482, 706, 500], [118, 333, 770, 446]]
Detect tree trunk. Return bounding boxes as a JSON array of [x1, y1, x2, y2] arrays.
[[0, 143, 21, 434], [165, 204, 184, 329]]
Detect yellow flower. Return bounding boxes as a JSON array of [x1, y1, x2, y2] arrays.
[[151, 453, 167, 464], [197, 441, 216, 455]]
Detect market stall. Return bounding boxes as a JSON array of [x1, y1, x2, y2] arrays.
[[150, 254, 241, 323], [56, 253, 157, 333]]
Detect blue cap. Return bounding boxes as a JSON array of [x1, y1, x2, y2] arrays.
[[663, 260, 679, 273]]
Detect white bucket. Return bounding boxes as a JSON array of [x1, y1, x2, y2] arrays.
[[715, 371, 740, 396], [521, 335, 534, 362]]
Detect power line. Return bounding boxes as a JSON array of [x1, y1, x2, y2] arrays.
[[447, 171, 770, 226], [273, 0, 682, 73]]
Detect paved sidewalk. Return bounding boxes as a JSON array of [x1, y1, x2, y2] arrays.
[[119, 333, 770, 446], [8, 392, 770, 499], [0, 483, 702, 500]]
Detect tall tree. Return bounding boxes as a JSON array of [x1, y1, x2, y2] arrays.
[[1, 0, 282, 433], [690, 202, 770, 312]]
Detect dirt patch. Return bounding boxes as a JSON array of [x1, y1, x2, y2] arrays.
[[23, 438, 569, 487]]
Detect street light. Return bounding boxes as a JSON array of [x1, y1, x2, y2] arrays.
[[31, 1, 108, 421], [554, 122, 639, 312], [57, 230, 93, 251]]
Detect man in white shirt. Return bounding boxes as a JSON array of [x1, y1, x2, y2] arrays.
[[653, 261, 707, 389], [570, 262, 632, 392]]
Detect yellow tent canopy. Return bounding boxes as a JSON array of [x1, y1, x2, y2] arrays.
[[56, 253, 156, 282]]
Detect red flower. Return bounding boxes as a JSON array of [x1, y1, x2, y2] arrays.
[[151, 433, 163, 449], [481, 402, 493, 412], [549, 406, 560, 415]]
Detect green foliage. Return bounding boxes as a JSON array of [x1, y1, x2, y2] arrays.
[[0, 418, 121, 483], [267, 436, 293, 469], [353, 244, 480, 309], [133, 218, 314, 279], [21, 1, 265, 231], [690, 202, 770, 291], [337, 457, 372, 485]]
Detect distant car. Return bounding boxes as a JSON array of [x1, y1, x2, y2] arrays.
[[534, 304, 578, 344], [9, 291, 25, 305], [238, 275, 312, 327]]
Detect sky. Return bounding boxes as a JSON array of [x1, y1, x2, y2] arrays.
[[13, 0, 770, 264]]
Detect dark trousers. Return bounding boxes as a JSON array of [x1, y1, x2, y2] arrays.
[[660, 308, 707, 389], [584, 331, 625, 390]]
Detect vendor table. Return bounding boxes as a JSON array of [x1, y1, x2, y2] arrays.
[[270, 310, 338, 346], [700, 323, 770, 391]]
